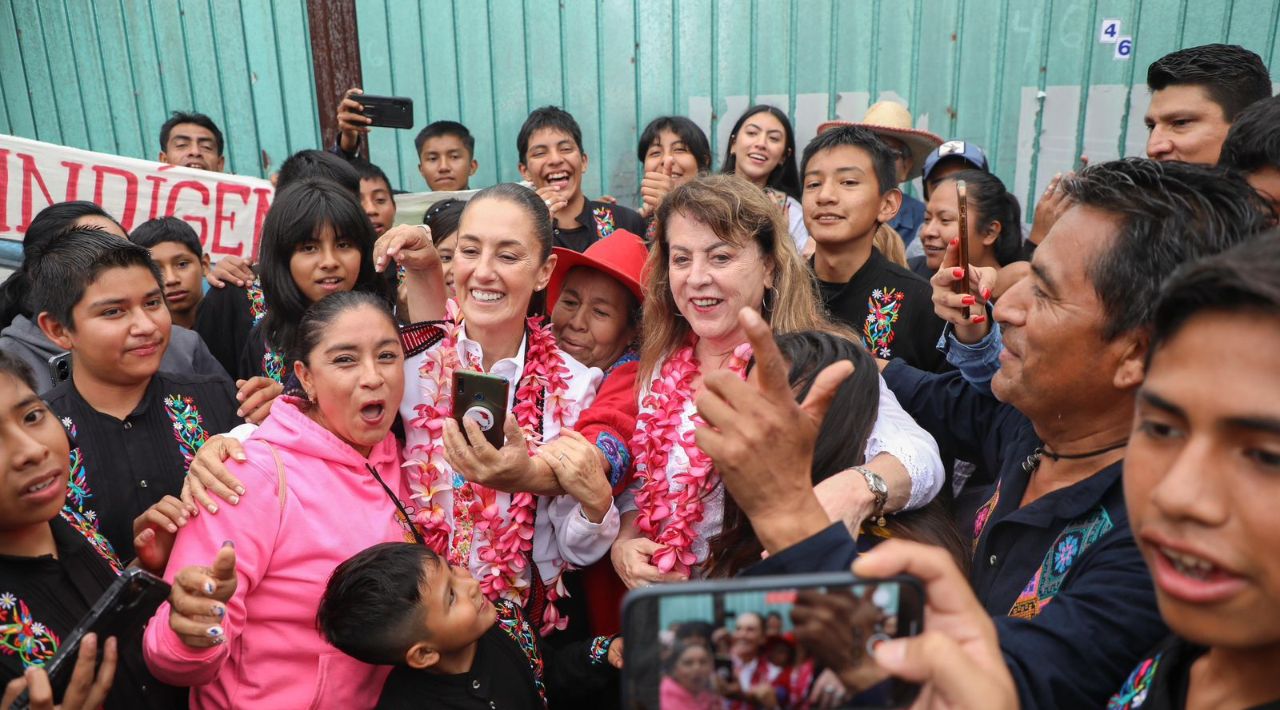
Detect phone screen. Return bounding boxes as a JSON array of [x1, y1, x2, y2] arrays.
[[622, 573, 923, 710]]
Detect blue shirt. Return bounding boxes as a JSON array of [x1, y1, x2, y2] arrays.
[[889, 193, 926, 247]]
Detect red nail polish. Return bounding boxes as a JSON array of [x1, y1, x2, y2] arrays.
[[973, 315, 987, 324], [952, 268, 965, 279], [981, 288, 992, 301], [962, 295, 975, 305], [950, 238, 958, 246]]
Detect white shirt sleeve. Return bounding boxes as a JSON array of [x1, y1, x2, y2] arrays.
[[864, 374, 944, 510], [787, 196, 810, 254]]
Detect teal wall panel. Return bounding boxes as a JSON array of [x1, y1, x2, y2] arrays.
[[0, 0, 320, 179]]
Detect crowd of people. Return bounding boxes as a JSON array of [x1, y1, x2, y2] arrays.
[[0, 40, 1277, 710]]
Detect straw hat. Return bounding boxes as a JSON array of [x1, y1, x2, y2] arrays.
[[817, 102, 943, 180]]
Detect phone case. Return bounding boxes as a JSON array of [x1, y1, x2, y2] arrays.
[[358, 94, 414, 129], [452, 371, 509, 449]]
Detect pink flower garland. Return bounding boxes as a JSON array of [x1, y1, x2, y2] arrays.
[[404, 303, 575, 633], [630, 339, 752, 576]]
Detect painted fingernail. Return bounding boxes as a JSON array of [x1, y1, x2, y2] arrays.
[[229, 495, 240, 505], [973, 315, 987, 324], [204, 580, 216, 595], [961, 295, 976, 305], [213, 636, 226, 645], [981, 287, 992, 300], [207, 626, 224, 638], [952, 268, 965, 279], [208, 504, 218, 514], [213, 605, 226, 619], [235, 409, 244, 417], [950, 238, 958, 246], [223, 540, 235, 549]]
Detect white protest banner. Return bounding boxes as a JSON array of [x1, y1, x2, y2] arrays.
[[1, 134, 274, 258], [392, 188, 478, 226]]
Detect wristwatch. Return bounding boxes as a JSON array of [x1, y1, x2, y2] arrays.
[[854, 466, 889, 527]]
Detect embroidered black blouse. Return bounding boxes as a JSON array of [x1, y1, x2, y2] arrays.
[[552, 201, 646, 253]]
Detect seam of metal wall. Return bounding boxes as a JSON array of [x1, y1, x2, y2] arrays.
[[87, 1, 122, 151], [1115, 0, 1146, 159], [988, 0, 1011, 171], [1266, 1, 1280, 67], [826, 0, 839, 122], [1071, 0, 1101, 172], [1024, 0, 1056, 217], [948, 0, 967, 138]]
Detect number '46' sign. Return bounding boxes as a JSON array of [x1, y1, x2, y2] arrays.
[[1100, 19, 1122, 43]]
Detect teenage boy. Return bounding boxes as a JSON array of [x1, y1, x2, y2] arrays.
[[0, 351, 189, 709], [1145, 43, 1272, 165], [158, 110, 225, 173], [1220, 95, 1280, 217], [318, 542, 621, 709], [27, 231, 240, 558], [129, 217, 210, 330], [350, 158, 398, 236], [517, 106, 646, 252], [801, 125, 946, 370]]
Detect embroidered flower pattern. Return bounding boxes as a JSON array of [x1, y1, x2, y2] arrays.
[[971, 480, 1001, 554], [494, 599, 547, 706], [592, 207, 617, 239], [0, 595, 60, 668], [59, 506, 123, 574], [262, 350, 285, 384], [164, 394, 210, 471], [631, 339, 752, 576], [1107, 654, 1162, 709], [863, 287, 905, 358], [245, 279, 267, 326], [1009, 507, 1114, 619]]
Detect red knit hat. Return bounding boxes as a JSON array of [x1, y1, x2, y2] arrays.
[[546, 229, 648, 309]]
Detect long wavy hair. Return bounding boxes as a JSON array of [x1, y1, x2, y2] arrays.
[[638, 174, 831, 384]]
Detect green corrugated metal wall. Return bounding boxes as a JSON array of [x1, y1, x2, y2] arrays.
[[0, 0, 320, 179], [3, 0, 1278, 209]]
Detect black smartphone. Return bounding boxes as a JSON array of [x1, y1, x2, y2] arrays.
[[452, 370, 509, 449], [47, 352, 71, 388], [358, 94, 414, 129], [8, 569, 170, 710], [621, 572, 924, 710]]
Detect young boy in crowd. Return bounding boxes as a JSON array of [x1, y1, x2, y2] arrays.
[[1219, 95, 1280, 218], [129, 217, 210, 330], [351, 158, 399, 236], [415, 120, 478, 192], [0, 350, 189, 708], [1144, 43, 1272, 165], [800, 125, 947, 370], [27, 230, 240, 558], [318, 542, 622, 709], [517, 106, 646, 252]]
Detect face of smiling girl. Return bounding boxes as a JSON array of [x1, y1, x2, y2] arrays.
[[730, 111, 789, 187]]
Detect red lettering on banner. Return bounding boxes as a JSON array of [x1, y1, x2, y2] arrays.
[[17, 153, 56, 233], [211, 182, 251, 257], [59, 161, 85, 202], [0, 149, 9, 232], [164, 181, 211, 245], [91, 165, 140, 230], [145, 174, 169, 220], [250, 187, 273, 259]]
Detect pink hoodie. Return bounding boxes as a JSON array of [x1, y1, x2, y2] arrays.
[[143, 398, 415, 709]]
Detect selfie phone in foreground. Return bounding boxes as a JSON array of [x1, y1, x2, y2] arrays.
[[452, 370, 509, 449], [358, 94, 414, 129], [953, 178, 971, 318], [621, 572, 924, 710], [8, 569, 170, 710], [47, 353, 71, 388]]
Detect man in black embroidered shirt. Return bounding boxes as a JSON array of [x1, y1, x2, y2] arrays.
[[517, 106, 646, 252], [319, 542, 621, 709], [800, 125, 946, 370], [27, 231, 240, 559]]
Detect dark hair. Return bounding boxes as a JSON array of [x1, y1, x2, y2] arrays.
[[799, 125, 898, 196], [0, 202, 120, 323], [159, 111, 225, 156], [276, 150, 361, 196], [663, 640, 711, 675], [424, 198, 466, 245], [707, 331, 882, 577], [674, 620, 715, 644], [1219, 96, 1280, 174], [517, 106, 584, 165], [27, 229, 162, 330], [288, 291, 399, 369], [129, 217, 203, 259], [348, 158, 394, 194], [463, 184, 554, 261], [0, 350, 38, 392], [637, 116, 713, 171], [1061, 158, 1274, 340], [721, 105, 801, 200], [415, 120, 476, 158], [259, 179, 388, 356], [1146, 44, 1272, 122], [318, 542, 439, 666], [934, 170, 1024, 266], [1150, 231, 1280, 360]]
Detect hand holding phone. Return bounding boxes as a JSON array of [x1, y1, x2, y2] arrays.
[[4, 633, 117, 710], [357, 94, 414, 130], [952, 179, 972, 318], [450, 371, 509, 449]]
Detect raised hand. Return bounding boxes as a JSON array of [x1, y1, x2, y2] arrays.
[[375, 224, 446, 322], [182, 435, 248, 515], [929, 238, 998, 344], [336, 87, 371, 154], [535, 185, 570, 220], [133, 495, 196, 575], [169, 542, 238, 649], [206, 255, 255, 289], [639, 156, 676, 218]]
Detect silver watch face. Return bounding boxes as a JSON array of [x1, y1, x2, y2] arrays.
[[863, 469, 888, 496]]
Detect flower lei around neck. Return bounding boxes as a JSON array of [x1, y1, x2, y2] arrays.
[[404, 301, 575, 634], [631, 338, 752, 576]]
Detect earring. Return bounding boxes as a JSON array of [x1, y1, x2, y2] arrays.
[[762, 286, 777, 314]]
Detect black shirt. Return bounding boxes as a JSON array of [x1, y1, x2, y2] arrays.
[[376, 600, 616, 709], [44, 371, 242, 558], [1107, 635, 1280, 710], [553, 200, 646, 252], [906, 254, 934, 280], [193, 280, 265, 381], [880, 362, 1167, 709], [814, 248, 947, 371], [0, 512, 187, 709]]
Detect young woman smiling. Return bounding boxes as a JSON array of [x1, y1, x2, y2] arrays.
[[721, 106, 811, 254]]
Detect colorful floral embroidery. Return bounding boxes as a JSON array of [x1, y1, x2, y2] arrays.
[[1009, 506, 1114, 619], [494, 599, 547, 707], [595, 432, 630, 488], [60, 417, 92, 510], [588, 635, 614, 665], [58, 506, 123, 574], [0, 594, 59, 668], [245, 279, 267, 326], [592, 207, 617, 239], [1107, 654, 1162, 709], [262, 349, 285, 384], [863, 288, 906, 358], [164, 394, 210, 471], [971, 480, 1001, 553]]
